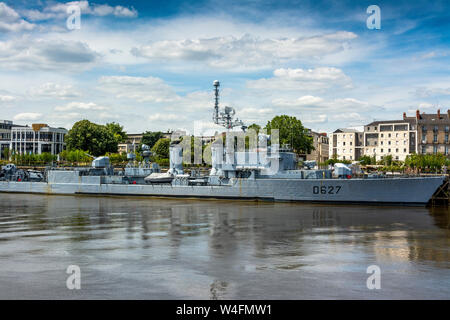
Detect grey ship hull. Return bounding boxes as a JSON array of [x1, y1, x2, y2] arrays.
[[0, 176, 445, 205]]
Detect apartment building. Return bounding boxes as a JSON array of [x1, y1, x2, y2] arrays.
[[330, 109, 450, 162], [10, 124, 67, 155], [118, 133, 144, 153], [0, 120, 13, 159], [363, 120, 416, 161], [404, 110, 450, 156], [329, 128, 364, 161], [306, 130, 329, 163]]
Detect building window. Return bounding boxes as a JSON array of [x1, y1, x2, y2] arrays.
[[434, 125, 438, 132], [388, 133, 391, 138], [445, 126, 449, 133], [381, 134, 383, 138], [446, 134, 449, 143], [388, 141, 391, 145], [396, 148, 398, 153], [433, 146, 438, 154], [422, 146, 426, 154], [433, 134, 438, 143], [381, 141, 383, 145], [343, 142, 346, 146], [388, 149, 391, 153], [350, 142, 352, 146], [381, 148, 384, 153], [404, 148, 407, 152]]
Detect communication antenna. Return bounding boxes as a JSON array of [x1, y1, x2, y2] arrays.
[[213, 80, 220, 124], [212, 80, 246, 131]]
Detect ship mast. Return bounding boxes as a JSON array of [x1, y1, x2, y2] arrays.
[[212, 80, 246, 131]]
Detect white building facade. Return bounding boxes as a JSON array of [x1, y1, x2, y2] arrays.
[[10, 124, 67, 155], [363, 120, 416, 161]]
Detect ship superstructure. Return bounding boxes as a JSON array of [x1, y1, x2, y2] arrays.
[[0, 81, 446, 205]]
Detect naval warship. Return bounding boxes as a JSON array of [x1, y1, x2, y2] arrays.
[[0, 81, 446, 205]]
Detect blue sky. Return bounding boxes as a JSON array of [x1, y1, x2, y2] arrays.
[[0, 0, 449, 134]]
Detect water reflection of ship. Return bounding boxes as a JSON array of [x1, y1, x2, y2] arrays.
[[17, 195, 449, 267]]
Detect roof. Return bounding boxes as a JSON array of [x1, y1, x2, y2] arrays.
[[365, 120, 408, 126], [333, 128, 361, 133]]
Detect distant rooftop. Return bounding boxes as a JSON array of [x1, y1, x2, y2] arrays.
[[366, 119, 408, 126], [333, 128, 361, 133]]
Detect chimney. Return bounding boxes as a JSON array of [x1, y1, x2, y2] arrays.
[[416, 110, 420, 120], [403, 112, 406, 119], [437, 109, 441, 119]]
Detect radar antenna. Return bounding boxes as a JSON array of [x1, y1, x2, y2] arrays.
[[212, 80, 246, 131]]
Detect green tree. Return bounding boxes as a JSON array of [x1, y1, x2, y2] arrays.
[[151, 138, 170, 159], [264, 115, 314, 154], [65, 120, 118, 156], [383, 155, 393, 166], [142, 131, 164, 149], [105, 122, 127, 144], [247, 123, 261, 135], [2, 147, 9, 160]]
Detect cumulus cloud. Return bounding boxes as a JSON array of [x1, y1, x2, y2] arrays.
[[0, 38, 99, 71], [272, 95, 376, 112], [54, 102, 107, 111], [247, 67, 352, 91], [98, 76, 177, 103], [14, 113, 42, 121], [131, 32, 357, 70], [0, 95, 15, 102], [22, 1, 138, 21], [29, 83, 81, 99], [0, 2, 35, 32], [148, 113, 185, 121]]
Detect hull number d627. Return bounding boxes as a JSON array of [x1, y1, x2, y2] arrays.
[[313, 185, 341, 195]]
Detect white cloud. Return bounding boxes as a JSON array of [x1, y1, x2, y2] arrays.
[[22, 1, 137, 21], [14, 112, 42, 121], [29, 83, 81, 99], [271, 95, 379, 117], [0, 37, 99, 71], [54, 102, 107, 111], [131, 32, 357, 70], [0, 95, 15, 102], [98, 76, 177, 103], [0, 2, 35, 32], [148, 113, 184, 121], [302, 114, 328, 124], [247, 67, 352, 91]]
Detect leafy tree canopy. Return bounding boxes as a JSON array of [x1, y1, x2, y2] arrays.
[[247, 123, 261, 135], [151, 138, 170, 159], [142, 131, 164, 149], [105, 122, 127, 144], [65, 120, 118, 156], [264, 115, 314, 154]]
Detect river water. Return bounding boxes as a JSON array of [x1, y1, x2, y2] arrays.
[[0, 193, 448, 299]]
